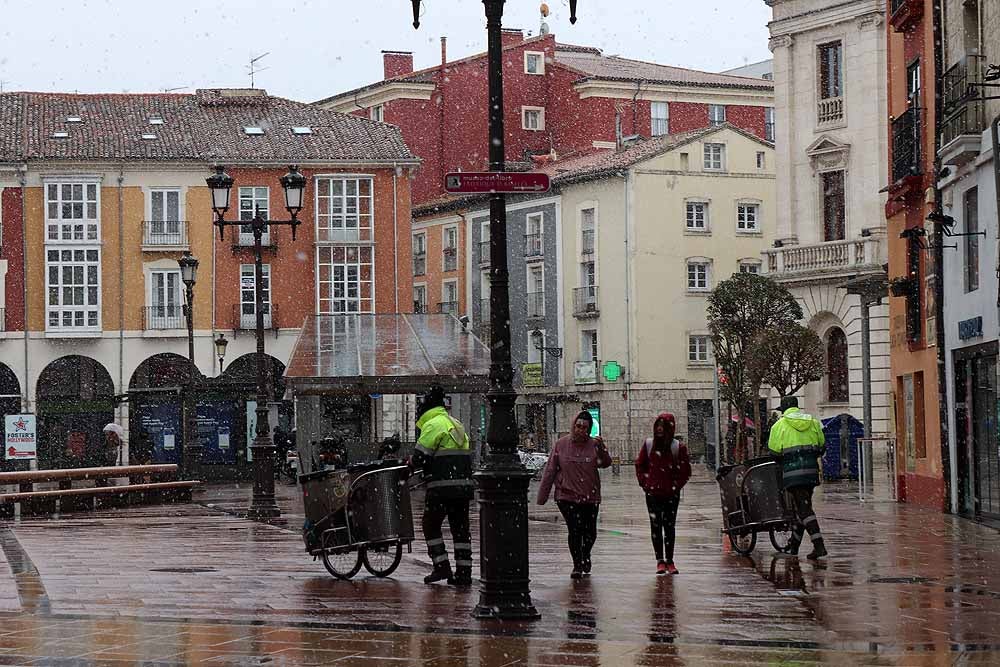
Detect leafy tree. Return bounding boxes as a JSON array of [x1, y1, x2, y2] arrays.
[[748, 324, 826, 399], [707, 273, 803, 461]]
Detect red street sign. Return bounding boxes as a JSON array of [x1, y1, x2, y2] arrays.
[[445, 172, 550, 194]]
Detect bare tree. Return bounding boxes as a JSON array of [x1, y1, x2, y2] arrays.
[[748, 324, 826, 399]]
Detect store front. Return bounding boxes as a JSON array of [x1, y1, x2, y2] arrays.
[[953, 341, 999, 520]]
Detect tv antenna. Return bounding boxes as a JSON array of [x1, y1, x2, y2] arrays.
[[162, 86, 187, 93], [247, 52, 270, 88], [0, 80, 9, 94]]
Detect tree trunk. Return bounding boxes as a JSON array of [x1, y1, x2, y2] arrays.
[[752, 393, 763, 459]]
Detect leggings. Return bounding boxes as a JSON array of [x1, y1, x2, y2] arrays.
[[645, 493, 680, 562], [556, 500, 599, 569]]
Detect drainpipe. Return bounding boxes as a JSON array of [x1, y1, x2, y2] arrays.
[[392, 162, 400, 312], [992, 116, 1000, 310], [117, 167, 125, 426], [622, 170, 634, 460], [211, 182, 218, 376], [18, 164, 28, 413]]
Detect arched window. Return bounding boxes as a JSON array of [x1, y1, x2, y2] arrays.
[[826, 327, 849, 403]]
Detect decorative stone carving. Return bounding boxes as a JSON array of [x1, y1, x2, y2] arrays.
[[768, 34, 793, 51]]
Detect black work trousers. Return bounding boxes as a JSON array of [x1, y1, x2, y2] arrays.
[[786, 485, 823, 546], [422, 496, 472, 574], [556, 500, 600, 569], [645, 493, 680, 563]]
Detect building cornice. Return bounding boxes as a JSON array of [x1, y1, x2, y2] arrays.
[[572, 80, 774, 105], [768, 0, 886, 37], [316, 82, 437, 113]]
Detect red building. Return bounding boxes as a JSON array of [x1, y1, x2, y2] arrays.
[[316, 31, 774, 204]]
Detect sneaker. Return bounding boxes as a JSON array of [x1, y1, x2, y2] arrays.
[[582, 559, 592, 575], [666, 562, 679, 575], [656, 561, 667, 575]]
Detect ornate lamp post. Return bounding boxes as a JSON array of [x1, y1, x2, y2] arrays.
[[411, 0, 579, 620], [214, 333, 229, 373], [205, 165, 307, 520], [178, 251, 199, 477]]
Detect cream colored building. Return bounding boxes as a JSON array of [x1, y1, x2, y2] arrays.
[[520, 125, 776, 460], [763, 0, 891, 436]]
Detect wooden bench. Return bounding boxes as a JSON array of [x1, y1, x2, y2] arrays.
[[0, 465, 200, 517]]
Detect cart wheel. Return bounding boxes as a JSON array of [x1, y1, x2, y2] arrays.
[[362, 543, 403, 577], [320, 534, 362, 580], [769, 527, 794, 553], [731, 531, 757, 556]]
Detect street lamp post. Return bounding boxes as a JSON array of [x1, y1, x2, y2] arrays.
[[178, 251, 200, 477], [206, 165, 307, 520], [215, 333, 229, 373], [411, 0, 579, 621]]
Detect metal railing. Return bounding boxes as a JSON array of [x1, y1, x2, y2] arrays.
[[142, 220, 188, 247], [143, 305, 185, 330], [942, 54, 986, 147], [581, 230, 595, 255], [478, 242, 490, 265], [573, 286, 599, 317], [413, 301, 428, 314], [891, 107, 922, 182], [438, 301, 458, 316], [413, 253, 426, 277], [524, 234, 543, 258], [817, 96, 844, 125], [526, 292, 545, 319], [443, 247, 458, 272], [234, 303, 276, 330]]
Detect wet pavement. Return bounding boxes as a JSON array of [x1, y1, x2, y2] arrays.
[[0, 468, 996, 664]]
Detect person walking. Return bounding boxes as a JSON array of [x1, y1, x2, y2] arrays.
[[536, 410, 612, 579], [635, 412, 691, 575], [767, 396, 828, 559], [412, 386, 474, 586]]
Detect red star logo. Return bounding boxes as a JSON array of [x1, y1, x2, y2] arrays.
[[13, 419, 27, 432]]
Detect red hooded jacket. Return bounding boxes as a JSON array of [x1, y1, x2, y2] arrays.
[[635, 413, 692, 496]]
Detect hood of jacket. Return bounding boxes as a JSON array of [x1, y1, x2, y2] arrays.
[[653, 412, 676, 449], [782, 407, 817, 432]]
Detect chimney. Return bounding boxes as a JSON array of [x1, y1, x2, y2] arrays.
[[382, 51, 414, 80], [501, 28, 524, 48], [440, 37, 447, 66]]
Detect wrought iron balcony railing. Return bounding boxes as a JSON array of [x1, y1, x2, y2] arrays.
[[143, 305, 185, 330], [233, 303, 276, 331], [142, 220, 188, 247], [438, 301, 459, 316], [524, 234, 543, 259], [891, 107, 922, 182], [573, 286, 599, 318], [941, 54, 986, 148]]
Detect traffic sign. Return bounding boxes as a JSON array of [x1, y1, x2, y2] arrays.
[[445, 172, 550, 194]]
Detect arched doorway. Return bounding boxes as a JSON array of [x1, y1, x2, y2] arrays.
[[826, 327, 849, 403], [221, 354, 293, 469], [36, 356, 115, 468], [128, 353, 200, 465], [0, 364, 22, 471]]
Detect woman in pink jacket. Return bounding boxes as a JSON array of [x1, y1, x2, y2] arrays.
[[537, 411, 612, 579]]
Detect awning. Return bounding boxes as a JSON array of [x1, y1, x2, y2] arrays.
[[284, 314, 491, 395]]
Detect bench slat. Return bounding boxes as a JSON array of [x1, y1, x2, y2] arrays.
[[0, 465, 178, 485], [0, 480, 199, 502]]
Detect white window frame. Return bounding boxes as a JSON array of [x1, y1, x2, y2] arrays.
[[443, 225, 458, 272], [441, 279, 459, 314], [527, 263, 545, 318], [739, 260, 763, 275], [651, 102, 669, 136], [737, 202, 761, 233], [240, 264, 272, 328], [238, 186, 269, 245], [46, 180, 100, 243], [704, 143, 726, 171], [147, 268, 183, 329], [709, 104, 727, 126], [527, 328, 546, 364], [413, 283, 427, 313], [524, 51, 545, 75], [580, 329, 599, 363], [686, 259, 711, 292], [525, 211, 544, 258], [315, 176, 374, 243], [580, 206, 596, 255], [46, 247, 101, 331], [688, 334, 711, 365], [370, 104, 384, 122], [522, 106, 545, 131], [685, 200, 710, 232], [317, 246, 374, 314], [756, 151, 766, 170], [148, 187, 183, 240]]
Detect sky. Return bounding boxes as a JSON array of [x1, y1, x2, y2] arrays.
[[0, 1, 773, 103]]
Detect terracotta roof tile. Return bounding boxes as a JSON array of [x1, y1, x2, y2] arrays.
[[554, 50, 774, 90]]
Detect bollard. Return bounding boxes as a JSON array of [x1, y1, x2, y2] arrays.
[[611, 456, 621, 476]]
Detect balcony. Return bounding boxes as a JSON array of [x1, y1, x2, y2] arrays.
[[143, 305, 185, 330], [413, 301, 429, 314], [581, 230, 595, 255], [817, 97, 844, 126], [889, 0, 923, 33], [438, 301, 459, 316], [233, 303, 277, 332], [478, 242, 490, 266], [233, 227, 276, 251], [526, 292, 545, 319], [941, 55, 986, 166], [142, 220, 188, 249], [413, 253, 426, 277], [573, 286, 600, 318], [524, 234, 543, 260], [891, 107, 922, 183], [764, 235, 883, 281], [443, 247, 458, 273]]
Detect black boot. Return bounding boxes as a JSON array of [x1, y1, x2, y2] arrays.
[[448, 567, 472, 587], [424, 562, 453, 584], [806, 538, 827, 560]]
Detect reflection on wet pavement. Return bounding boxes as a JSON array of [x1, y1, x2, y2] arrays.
[[0, 470, 995, 664]]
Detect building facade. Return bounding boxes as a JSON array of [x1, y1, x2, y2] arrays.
[[764, 0, 892, 450], [937, 0, 1000, 521]]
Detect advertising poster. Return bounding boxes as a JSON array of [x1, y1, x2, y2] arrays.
[[4, 414, 37, 460], [135, 400, 182, 464], [196, 399, 238, 465]]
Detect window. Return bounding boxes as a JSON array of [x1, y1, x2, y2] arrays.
[[370, 104, 384, 122], [765, 107, 775, 142], [907, 60, 921, 107], [443, 226, 458, 272], [238, 186, 269, 244], [581, 260, 596, 290], [240, 264, 271, 327], [525, 212, 543, 257], [818, 42, 843, 100], [688, 335, 710, 364], [756, 151, 766, 170], [46, 248, 100, 329], [527, 265, 544, 318], [687, 261, 710, 290], [46, 182, 99, 242], [686, 201, 708, 231], [522, 107, 544, 131], [821, 171, 846, 241], [581, 330, 599, 362], [826, 327, 849, 403], [709, 104, 726, 126], [703, 143, 725, 171], [528, 329, 545, 364], [651, 102, 669, 136], [413, 232, 427, 276], [413, 284, 427, 313], [581, 208, 595, 254], [524, 51, 544, 75], [149, 270, 182, 328], [737, 203, 759, 232], [150, 189, 181, 240], [964, 187, 979, 293], [440, 280, 458, 315], [739, 260, 762, 275], [316, 177, 373, 243], [317, 246, 374, 314]]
